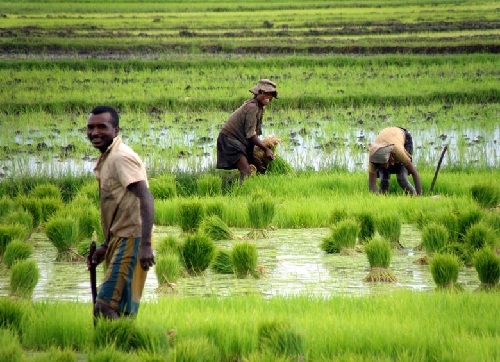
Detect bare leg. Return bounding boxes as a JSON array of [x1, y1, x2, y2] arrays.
[[396, 167, 416, 195], [236, 155, 252, 185], [95, 301, 120, 320], [379, 170, 390, 194]]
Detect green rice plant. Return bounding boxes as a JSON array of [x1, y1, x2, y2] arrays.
[[1, 210, 33, 232], [29, 183, 62, 200], [178, 199, 204, 233], [437, 212, 460, 243], [3, 239, 34, 268], [457, 209, 483, 241], [429, 253, 462, 291], [14, 196, 43, 228], [247, 193, 275, 230], [202, 215, 233, 241], [355, 212, 376, 244], [175, 336, 221, 362], [155, 252, 181, 287], [197, 174, 222, 197], [88, 346, 136, 362], [464, 222, 497, 251], [31, 347, 76, 362], [231, 241, 258, 278], [376, 214, 402, 247], [0, 224, 29, 256], [0, 329, 23, 362], [482, 212, 500, 236], [75, 181, 99, 206], [76, 238, 92, 257], [364, 237, 396, 282], [10, 259, 39, 299], [181, 232, 215, 275], [471, 183, 500, 209], [94, 318, 154, 352], [421, 223, 449, 254], [0, 297, 28, 331], [149, 174, 177, 200], [205, 200, 226, 219], [328, 208, 349, 225], [265, 156, 294, 175], [441, 242, 474, 266], [257, 320, 304, 358], [155, 235, 181, 257], [44, 216, 80, 261], [0, 196, 18, 218], [58, 204, 100, 240], [212, 248, 234, 275], [39, 198, 64, 223], [473, 248, 500, 291], [321, 219, 359, 254]]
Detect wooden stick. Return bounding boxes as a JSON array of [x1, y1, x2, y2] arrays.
[[429, 144, 448, 193]]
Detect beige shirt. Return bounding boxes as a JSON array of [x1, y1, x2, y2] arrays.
[[93, 136, 148, 240], [220, 99, 263, 147], [368, 127, 412, 173]]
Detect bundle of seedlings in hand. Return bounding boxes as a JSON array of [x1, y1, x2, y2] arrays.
[[44, 216, 80, 261], [211, 248, 234, 274], [3, 239, 34, 268], [155, 253, 181, 291], [247, 192, 275, 238], [181, 232, 215, 275], [202, 215, 233, 241], [232, 241, 259, 278], [429, 253, 463, 292], [179, 199, 204, 233], [376, 214, 402, 249], [10, 259, 39, 299], [472, 248, 500, 292], [470, 183, 500, 209], [363, 237, 396, 282], [321, 219, 359, 254], [253, 135, 282, 169]]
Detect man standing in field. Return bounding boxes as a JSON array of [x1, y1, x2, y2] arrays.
[[86, 105, 155, 319], [368, 126, 422, 195], [216, 79, 278, 184]]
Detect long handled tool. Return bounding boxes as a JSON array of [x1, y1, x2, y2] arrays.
[[89, 240, 98, 326], [429, 144, 448, 194]]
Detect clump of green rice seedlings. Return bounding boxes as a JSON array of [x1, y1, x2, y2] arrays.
[[44, 216, 80, 261], [149, 174, 177, 200], [429, 253, 463, 292], [1, 209, 33, 232], [34, 347, 77, 362], [76, 238, 92, 257], [0, 329, 23, 362], [175, 336, 220, 362], [328, 208, 349, 225], [181, 232, 215, 275], [57, 203, 100, 240], [179, 199, 204, 233], [0, 224, 29, 256], [197, 174, 222, 197], [94, 318, 155, 352], [155, 253, 181, 291], [363, 237, 396, 282], [464, 222, 497, 252], [421, 223, 449, 254], [3, 239, 34, 268], [257, 320, 305, 358], [482, 212, 500, 236], [75, 181, 99, 206], [470, 183, 500, 209], [376, 214, 402, 248], [10, 259, 39, 299], [202, 215, 233, 241], [265, 156, 294, 175], [355, 212, 376, 244], [155, 235, 181, 257], [473, 248, 500, 291], [0, 297, 27, 331], [38, 198, 64, 223], [29, 183, 62, 200], [212, 248, 234, 274], [247, 192, 275, 236], [0, 196, 18, 218], [14, 197, 43, 228], [232, 241, 259, 278], [205, 200, 226, 219], [321, 219, 359, 254], [457, 209, 483, 241]]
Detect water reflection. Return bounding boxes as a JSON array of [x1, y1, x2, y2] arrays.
[[0, 225, 481, 301]]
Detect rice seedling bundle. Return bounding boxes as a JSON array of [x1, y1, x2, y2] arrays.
[[421, 223, 449, 254], [429, 253, 462, 291], [3, 239, 34, 268], [231, 241, 258, 278], [155, 253, 181, 286], [10, 259, 39, 299], [0, 297, 27, 331], [181, 232, 215, 275], [0, 224, 28, 256], [179, 199, 204, 233], [247, 194, 275, 230], [363, 238, 396, 282], [29, 183, 62, 200], [464, 222, 497, 251], [204, 200, 226, 219], [212, 248, 234, 275], [470, 183, 500, 209], [472, 248, 500, 291], [0, 329, 23, 362], [0, 196, 18, 218], [457, 209, 483, 241], [93, 318, 153, 352], [196, 174, 222, 197], [44, 216, 80, 260], [355, 212, 376, 244], [148, 175, 177, 200], [14, 197, 43, 228], [39, 198, 64, 223], [175, 337, 221, 362], [202, 215, 233, 241], [155, 235, 181, 257], [257, 320, 305, 358], [265, 156, 294, 176], [321, 219, 359, 254], [376, 214, 402, 247], [0, 210, 33, 232]]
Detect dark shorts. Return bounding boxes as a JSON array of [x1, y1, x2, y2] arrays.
[[216, 133, 255, 170]]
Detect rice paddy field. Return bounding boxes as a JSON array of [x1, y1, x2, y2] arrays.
[[1, 0, 500, 360]]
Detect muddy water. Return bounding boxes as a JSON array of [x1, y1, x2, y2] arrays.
[[0, 225, 480, 302]]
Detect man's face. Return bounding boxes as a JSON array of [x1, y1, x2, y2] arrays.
[[87, 112, 119, 153]]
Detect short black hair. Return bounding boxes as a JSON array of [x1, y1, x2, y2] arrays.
[[90, 105, 119, 127]]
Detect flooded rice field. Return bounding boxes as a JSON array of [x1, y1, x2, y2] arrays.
[[0, 225, 481, 302]]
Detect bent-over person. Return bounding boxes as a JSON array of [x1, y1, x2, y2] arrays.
[[86, 105, 155, 319], [216, 79, 278, 184], [368, 127, 422, 195]]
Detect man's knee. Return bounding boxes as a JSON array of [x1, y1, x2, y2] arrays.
[[95, 301, 120, 320]]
